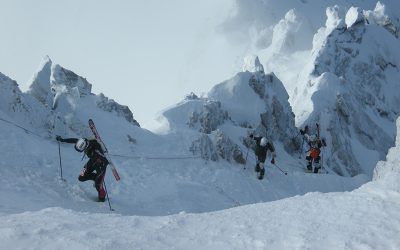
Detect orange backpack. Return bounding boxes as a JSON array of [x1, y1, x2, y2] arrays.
[[310, 148, 320, 159]]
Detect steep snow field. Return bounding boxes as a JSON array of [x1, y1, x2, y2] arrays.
[[0, 108, 367, 216], [0, 115, 399, 249]]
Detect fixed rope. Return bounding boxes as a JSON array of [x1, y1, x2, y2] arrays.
[[0, 117, 50, 139], [0, 116, 202, 160], [109, 153, 202, 160]]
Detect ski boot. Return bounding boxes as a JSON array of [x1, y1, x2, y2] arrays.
[[313, 161, 321, 173], [314, 165, 321, 174], [258, 168, 265, 180]]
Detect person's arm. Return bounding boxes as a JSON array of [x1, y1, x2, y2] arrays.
[[91, 139, 106, 154], [56, 136, 78, 144], [250, 134, 262, 144], [268, 142, 277, 163], [300, 125, 309, 135]]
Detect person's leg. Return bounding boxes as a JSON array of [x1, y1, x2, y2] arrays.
[[94, 159, 108, 202], [255, 160, 260, 172], [313, 156, 321, 173], [306, 155, 312, 171], [258, 162, 265, 180], [78, 159, 96, 182]]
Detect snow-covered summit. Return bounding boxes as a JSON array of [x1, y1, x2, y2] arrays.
[[292, 4, 400, 176], [24, 57, 140, 136], [0, 71, 53, 136], [163, 57, 298, 164]]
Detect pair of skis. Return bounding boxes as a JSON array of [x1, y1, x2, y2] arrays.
[[88, 119, 121, 181]]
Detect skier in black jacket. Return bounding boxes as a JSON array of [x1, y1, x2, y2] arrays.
[[249, 134, 276, 180], [56, 136, 108, 202]]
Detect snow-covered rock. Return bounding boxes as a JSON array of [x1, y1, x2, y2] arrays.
[[345, 7, 365, 28], [0, 72, 53, 136], [364, 1, 400, 38], [164, 57, 298, 164], [25, 57, 140, 137], [293, 5, 400, 176], [208, 68, 298, 151], [187, 100, 229, 134]]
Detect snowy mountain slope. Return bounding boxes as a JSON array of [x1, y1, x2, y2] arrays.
[[1, 119, 400, 250], [0, 72, 53, 137], [219, 1, 400, 178], [289, 4, 400, 177], [0, 104, 367, 216], [163, 57, 299, 164], [250, 1, 400, 105], [224, 0, 400, 84], [0, 55, 370, 219]]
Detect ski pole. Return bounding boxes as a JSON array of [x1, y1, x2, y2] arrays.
[[103, 180, 114, 211], [273, 163, 288, 175], [58, 141, 65, 181], [299, 137, 305, 159], [244, 147, 250, 170]]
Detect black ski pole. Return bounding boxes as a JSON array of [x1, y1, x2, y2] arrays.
[[273, 163, 288, 175], [299, 137, 305, 159], [58, 141, 65, 181], [103, 180, 114, 211], [244, 147, 250, 170]]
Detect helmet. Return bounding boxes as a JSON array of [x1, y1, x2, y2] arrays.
[[309, 135, 317, 142], [75, 138, 88, 152], [260, 137, 268, 147]]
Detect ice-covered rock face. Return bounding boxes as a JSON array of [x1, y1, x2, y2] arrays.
[[208, 64, 297, 150], [188, 100, 229, 134], [364, 1, 400, 38], [165, 57, 298, 164], [27, 57, 140, 133], [97, 93, 140, 127], [243, 55, 265, 73], [294, 5, 400, 176], [0, 72, 52, 135], [28, 57, 92, 110]]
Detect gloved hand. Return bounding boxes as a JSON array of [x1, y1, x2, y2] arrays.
[[300, 125, 309, 135], [271, 158, 275, 164], [249, 134, 254, 138], [56, 135, 62, 141], [322, 138, 327, 147]]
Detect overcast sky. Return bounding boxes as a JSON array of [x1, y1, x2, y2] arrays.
[[0, 0, 252, 130]]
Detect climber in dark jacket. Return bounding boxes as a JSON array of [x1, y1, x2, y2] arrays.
[[56, 136, 108, 202], [249, 134, 276, 180], [300, 125, 326, 173]]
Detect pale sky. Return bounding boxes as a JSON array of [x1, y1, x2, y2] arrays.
[[0, 0, 249, 130]]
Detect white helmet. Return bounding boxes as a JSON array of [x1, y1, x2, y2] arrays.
[[75, 138, 88, 152], [260, 137, 268, 147]]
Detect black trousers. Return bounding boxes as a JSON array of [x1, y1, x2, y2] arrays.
[[79, 157, 108, 193]]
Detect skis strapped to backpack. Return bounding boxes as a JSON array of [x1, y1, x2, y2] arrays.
[[88, 119, 121, 181]]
